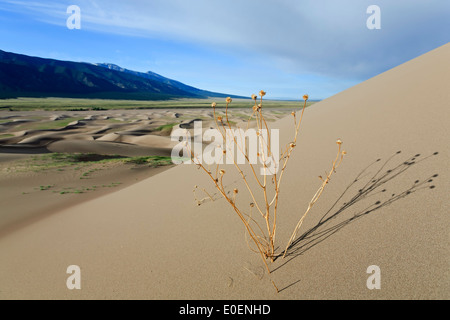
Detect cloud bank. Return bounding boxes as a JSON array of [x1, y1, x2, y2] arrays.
[[2, 0, 449, 96]]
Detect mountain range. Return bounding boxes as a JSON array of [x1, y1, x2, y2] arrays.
[[0, 50, 241, 100]]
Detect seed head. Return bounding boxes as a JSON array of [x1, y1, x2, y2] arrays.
[[303, 94, 309, 101], [291, 111, 295, 116], [220, 169, 226, 175], [225, 97, 232, 103], [259, 90, 266, 97], [233, 188, 238, 194], [217, 116, 223, 122], [336, 139, 342, 145], [250, 202, 255, 207], [211, 102, 217, 108], [251, 94, 257, 100], [342, 150, 347, 155], [290, 143, 296, 148]]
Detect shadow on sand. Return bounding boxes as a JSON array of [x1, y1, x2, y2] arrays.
[[274, 150, 439, 290]]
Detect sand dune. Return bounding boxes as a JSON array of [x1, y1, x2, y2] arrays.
[[17, 133, 64, 145], [0, 43, 448, 299], [0, 108, 284, 152], [119, 135, 178, 149]]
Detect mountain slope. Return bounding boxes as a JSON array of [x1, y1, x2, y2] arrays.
[[95, 63, 237, 99], [0, 50, 235, 100]]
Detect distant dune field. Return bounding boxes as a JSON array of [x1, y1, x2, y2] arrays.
[[0, 105, 296, 234]]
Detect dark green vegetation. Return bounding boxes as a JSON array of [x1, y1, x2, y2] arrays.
[[5, 153, 175, 198], [124, 156, 173, 166], [154, 123, 178, 133], [49, 152, 172, 167], [0, 50, 244, 100], [0, 97, 311, 111], [16, 153, 174, 172], [11, 117, 83, 131]]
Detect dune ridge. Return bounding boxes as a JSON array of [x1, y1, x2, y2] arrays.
[[0, 43, 448, 299]]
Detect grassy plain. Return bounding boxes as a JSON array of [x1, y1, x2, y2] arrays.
[[0, 97, 313, 111]]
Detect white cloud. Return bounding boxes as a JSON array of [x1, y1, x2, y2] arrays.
[[4, 0, 449, 81]]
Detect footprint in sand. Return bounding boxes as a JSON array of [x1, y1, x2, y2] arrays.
[[243, 262, 265, 280]]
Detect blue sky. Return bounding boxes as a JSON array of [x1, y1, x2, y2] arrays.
[[0, 0, 448, 100]]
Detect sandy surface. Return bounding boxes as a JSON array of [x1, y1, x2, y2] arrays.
[[0, 153, 173, 237], [0, 43, 448, 300], [0, 108, 291, 235]]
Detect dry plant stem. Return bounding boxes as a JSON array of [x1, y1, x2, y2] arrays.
[[282, 143, 345, 258], [251, 114, 274, 257], [215, 98, 276, 265], [212, 105, 263, 216], [273, 99, 307, 194], [218, 104, 265, 217], [244, 208, 269, 253], [268, 99, 307, 259], [202, 188, 214, 202], [256, 100, 277, 260], [187, 137, 272, 274], [191, 94, 345, 294], [206, 98, 309, 261], [254, 100, 273, 257], [214, 168, 271, 273], [271, 280, 279, 293], [267, 99, 308, 211], [218, 103, 264, 191]]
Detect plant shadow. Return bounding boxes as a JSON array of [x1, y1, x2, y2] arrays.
[[273, 150, 439, 275]]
